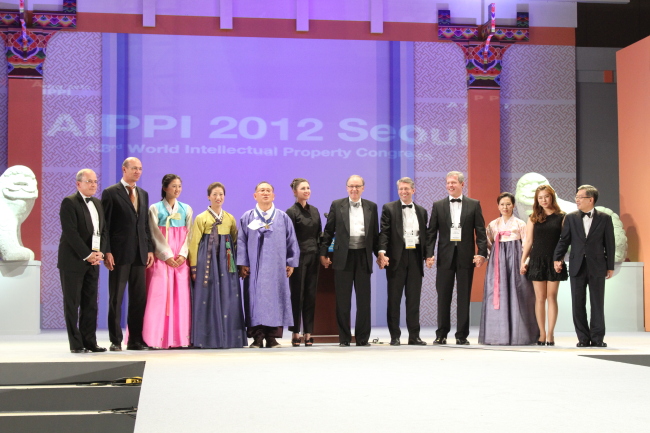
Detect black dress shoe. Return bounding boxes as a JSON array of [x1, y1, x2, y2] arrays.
[[85, 345, 107, 353], [356, 342, 371, 347], [537, 341, 545, 346], [249, 336, 264, 348], [126, 342, 150, 351], [456, 338, 470, 345], [338, 342, 350, 347], [433, 337, 447, 345], [591, 341, 607, 348], [576, 341, 591, 348], [408, 338, 427, 346], [70, 348, 89, 353], [389, 338, 401, 346], [266, 337, 281, 348], [109, 343, 122, 352]]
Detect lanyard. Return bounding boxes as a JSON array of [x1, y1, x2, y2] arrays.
[[255, 207, 276, 229]]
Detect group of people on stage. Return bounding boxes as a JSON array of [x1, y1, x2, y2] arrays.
[[58, 160, 615, 353]]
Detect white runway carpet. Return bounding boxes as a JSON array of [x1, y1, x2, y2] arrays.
[[3, 328, 650, 433]]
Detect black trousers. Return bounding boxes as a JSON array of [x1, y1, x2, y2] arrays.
[[386, 247, 423, 339], [334, 248, 371, 344], [247, 325, 283, 339], [571, 257, 606, 344], [60, 267, 100, 350], [108, 263, 147, 345], [288, 252, 320, 334], [436, 247, 474, 339]]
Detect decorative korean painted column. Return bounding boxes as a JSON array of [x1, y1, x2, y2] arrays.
[[438, 4, 529, 300], [1, 1, 77, 259]]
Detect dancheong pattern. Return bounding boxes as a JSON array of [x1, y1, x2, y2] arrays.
[[413, 42, 575, 328], [41, 32, 102, 329]]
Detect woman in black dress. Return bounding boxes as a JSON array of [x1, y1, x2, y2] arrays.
[[286, 178, 322, 347], [520, 185, 568, 346]]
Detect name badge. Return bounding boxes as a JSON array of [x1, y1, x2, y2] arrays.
[[405, 235, 417, 249], [92, 234, 101, 251], [450, 226, 462, 242]]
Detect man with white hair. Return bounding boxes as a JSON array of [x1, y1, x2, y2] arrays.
[[58, 169, 107, 353]]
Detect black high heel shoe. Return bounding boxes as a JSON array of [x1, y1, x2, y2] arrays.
[[546, 341, 555, 346], [537, 341, 545, 346]]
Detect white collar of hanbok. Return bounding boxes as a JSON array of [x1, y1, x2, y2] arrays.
[[163, 199, 179, 214], [255, 203, 276, 220]]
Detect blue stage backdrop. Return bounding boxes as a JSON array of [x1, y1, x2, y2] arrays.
[[90, 34, 417, 329]]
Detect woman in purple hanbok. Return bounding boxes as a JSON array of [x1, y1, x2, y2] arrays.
[[479, 192, 538, 346], [188, 182, 247, 349], [141, 174, 192, 349]]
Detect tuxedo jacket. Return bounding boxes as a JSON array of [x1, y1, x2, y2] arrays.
[[378, 200, 428, 277], [101, 182, 154, 266], [553, 209, 615, 277], [425, 196, 487, 269], [57, 192, 108, 273], [320, 197, 379, 272]]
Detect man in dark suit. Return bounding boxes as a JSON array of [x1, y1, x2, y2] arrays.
[[553, 185, 615, 348], [102, 157, 154, 351], [378, 177, 428, 346], [320, 175, 379, 347], [426, 171, 487, 345], [58, 169, 108, 353]]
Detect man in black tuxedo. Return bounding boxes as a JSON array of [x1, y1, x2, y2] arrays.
[[102, 157, 154, 351], [554, 185, 615, 348], [58, 169, 108, 353], [320, 175, 378, 347], [378, 177, 428, 346], [425, 171, 487, 345]]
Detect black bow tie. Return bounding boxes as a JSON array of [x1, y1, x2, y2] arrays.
[[450, 198, 461, 203], [351, 201, 361, 208], [85, 198, 92, 203], [581, 211, 592, 218], [402, 204, 412, 209]]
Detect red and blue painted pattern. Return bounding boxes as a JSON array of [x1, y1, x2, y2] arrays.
[[438, 3, 528, 89], [0, 1, 77, 77]]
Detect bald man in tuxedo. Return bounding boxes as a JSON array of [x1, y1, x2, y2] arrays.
[[58, 169, 107, 353]]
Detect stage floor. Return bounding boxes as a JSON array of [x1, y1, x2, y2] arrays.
[[3, 327, 650, 433]]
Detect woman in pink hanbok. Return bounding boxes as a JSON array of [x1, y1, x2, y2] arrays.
[[141, 174, 193, 348]]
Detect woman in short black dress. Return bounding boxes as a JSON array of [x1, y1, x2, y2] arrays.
[[520, 184, 568, 346], [286, 178, 322, 347]]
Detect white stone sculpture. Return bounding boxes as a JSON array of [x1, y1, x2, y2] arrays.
[[0, 165, 38, 261], [514, 172, 628, 262]]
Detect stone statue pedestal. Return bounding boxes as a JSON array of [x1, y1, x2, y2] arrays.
[[556, 262, 644, 332], [0, 261, 41, 335]]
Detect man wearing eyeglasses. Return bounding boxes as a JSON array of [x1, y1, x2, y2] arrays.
[[377, 177, 428, 346], [553, 185, 615, 348], [320, 175, 379, 347], [57, 169, 108, 353]]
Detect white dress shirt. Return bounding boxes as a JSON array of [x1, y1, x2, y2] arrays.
[[449, 195, 463, 227], [79, 191, 100, 261], [349, 199, 365, 237], [121, 178, 138, 211], [401, 200, 420, 242], [582, 207, 594, 237]]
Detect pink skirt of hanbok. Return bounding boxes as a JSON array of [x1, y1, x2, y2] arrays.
[[141, 226, 192, 348]]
